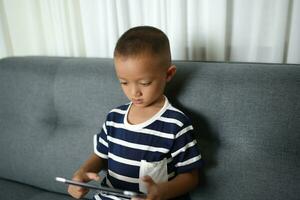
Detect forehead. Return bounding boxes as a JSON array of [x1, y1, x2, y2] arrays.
[[114, 54, 165, 79]]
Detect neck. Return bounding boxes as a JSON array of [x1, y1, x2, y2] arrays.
[[128, 96, 166, 125]]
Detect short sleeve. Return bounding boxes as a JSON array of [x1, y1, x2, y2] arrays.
[[170, 123, 203, 174], [94, 122, 109, 159]]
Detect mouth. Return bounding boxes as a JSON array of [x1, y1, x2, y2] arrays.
[[132, 99, 143, 104]]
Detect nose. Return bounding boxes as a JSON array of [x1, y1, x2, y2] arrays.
[[130, 84, 142, 97]]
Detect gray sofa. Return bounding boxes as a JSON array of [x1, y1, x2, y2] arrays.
[[0, 56, 299, 200]]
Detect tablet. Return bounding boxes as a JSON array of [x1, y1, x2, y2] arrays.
[[55, 177, 147, 199]]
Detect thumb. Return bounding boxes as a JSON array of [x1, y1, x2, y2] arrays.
[[141, 176, 158, 199], [85, 172, 101, 181], [141, 175, 154, 186]]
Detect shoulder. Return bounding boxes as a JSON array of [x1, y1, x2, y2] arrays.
[[163, 103, 192, 127], [105, 103, 130, 120], [109, 103, 129, 114]]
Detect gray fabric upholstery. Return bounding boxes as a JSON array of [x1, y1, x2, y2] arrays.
[[0, 178, 73, 200], [0, 56, 299, 200]]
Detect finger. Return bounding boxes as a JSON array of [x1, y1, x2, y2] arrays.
[[68, 182, 86, 192], [86, 172, 101, 181], [77, 186, 89, 192], [68, 185, 89, 199], [69, 184, 88, 192], [72, 190, 88, 199], [141, 176, 155, 196], [141, 176, 154, 185], [131, 197, 146, 200], [72, 176, 83, 182], [69, 176, 90, 191]]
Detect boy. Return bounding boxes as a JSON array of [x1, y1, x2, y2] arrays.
[[68, 26, 202, 200]]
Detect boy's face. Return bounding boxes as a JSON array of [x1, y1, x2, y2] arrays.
[[114, 53, 176, 108]]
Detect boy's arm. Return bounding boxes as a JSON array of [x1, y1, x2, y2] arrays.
[[141, 169, 199, 200], [75, 153, 107, 174], [68, 153, 107, 199]]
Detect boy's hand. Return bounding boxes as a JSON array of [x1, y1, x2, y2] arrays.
[[132, 176, 165, 200], [67, 171, 100, 199]]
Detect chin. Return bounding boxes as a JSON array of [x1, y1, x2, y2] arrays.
[[134, 103, 148, 107], [133, 102, 151, 108]]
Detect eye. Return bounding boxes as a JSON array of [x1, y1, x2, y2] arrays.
[[140, 82, 151, 86], [120, 81, 128, 85]]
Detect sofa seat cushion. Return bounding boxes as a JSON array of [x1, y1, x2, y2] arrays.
[[0, 178, 74, 200]]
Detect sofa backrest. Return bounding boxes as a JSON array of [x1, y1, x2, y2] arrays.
[[0, 57, 299, 200]]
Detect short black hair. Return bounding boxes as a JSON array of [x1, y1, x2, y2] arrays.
[[114, 26, 171, 66]]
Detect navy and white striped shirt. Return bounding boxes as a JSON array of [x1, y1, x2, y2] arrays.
[[94, 97, 202, 200]]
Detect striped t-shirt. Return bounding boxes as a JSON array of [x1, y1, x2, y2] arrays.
[[94, 97, 202, 200]]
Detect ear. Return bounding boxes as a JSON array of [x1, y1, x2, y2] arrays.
[[166, 65, 176, 82]]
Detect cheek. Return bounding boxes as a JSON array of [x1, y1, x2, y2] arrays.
[[146, 83, 165, 95]]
